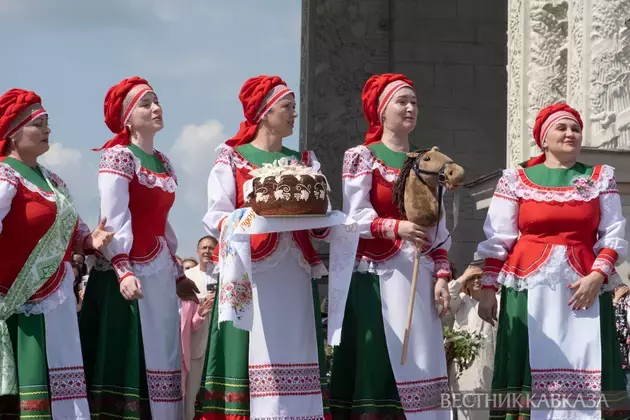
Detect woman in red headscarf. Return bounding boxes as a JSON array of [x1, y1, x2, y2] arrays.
[[78, 77, 199, 419], [0, 88, 113, 418], [329, 74, 453, 419], [476, 103, 628, 419], [196, 75, 330, 419]]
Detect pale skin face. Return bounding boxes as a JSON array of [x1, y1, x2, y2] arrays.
[[8, 114, 51, 162], [463, 277, 483, 302], [197, 238, 217, 266], [543, 117, 582, 164], [382, 87, 418, 135], [182, 260, 198, 271], [260, 94, 297, 138], [127, 92, 163, 134]]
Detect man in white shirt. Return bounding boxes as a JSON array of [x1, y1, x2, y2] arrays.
[[181, 235, 217, 419]]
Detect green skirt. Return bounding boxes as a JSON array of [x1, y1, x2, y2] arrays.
[[195, 279, 329, 418], [491, 287, 630, 419], [328, 272, 405, 419], [79, 268, 151, 419], [0, 312, 52, 418]]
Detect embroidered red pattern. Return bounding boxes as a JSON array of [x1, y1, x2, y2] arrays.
[[249, 363, 321, 398], [342, 149, 373, 179], [0, 164, 18, 187], [397, 377, 449, 413], [156, 150, 178, 183], [111, 253, 133, 281], [592, 255, 615, 277], [99, 148, 135, 180], [494, 174, 518, 201], [531, 369, 601, 396], [20, 398, 51, 411], [49, 366, 87, 401], [146, 369, 182, 402], [371, 218, 399, 239]]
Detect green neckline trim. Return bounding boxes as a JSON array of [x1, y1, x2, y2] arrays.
[[236, 143, 301, 167], [522, 162, 594, 188], [127, 143, 166, 174], [2, 157, 51, 192]]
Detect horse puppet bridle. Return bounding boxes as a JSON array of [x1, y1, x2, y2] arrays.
[[410, 150, 460, 255]]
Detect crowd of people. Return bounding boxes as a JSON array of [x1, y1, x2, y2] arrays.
[[0, 72, 627, 420]]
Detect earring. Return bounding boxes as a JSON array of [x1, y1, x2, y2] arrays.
[[126, 124, 132, 131]]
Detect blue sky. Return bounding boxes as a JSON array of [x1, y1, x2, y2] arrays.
[[0, 0, 302, 258]]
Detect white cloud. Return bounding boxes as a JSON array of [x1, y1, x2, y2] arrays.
[[170, 119, 226, 176], [40, 143, 100, 227], [40, 143, 83, 168]]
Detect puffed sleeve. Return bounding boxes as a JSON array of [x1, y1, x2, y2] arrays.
[[591, 166, 628, 280], [202, 145, 237, 240], [0, 166, 17, 234], [97, 147, 136, 282], [475, 170, 520, 290], [342, 146, 401, 239], [304, 150, 332, 240], [427, 206, 453, 280]]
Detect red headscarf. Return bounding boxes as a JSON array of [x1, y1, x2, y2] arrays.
[[225, 75, 293, 147], [525, 103, 583, 167], [0, 89, 47, 157], [362, 73, 415, 145], [94, 76, 154, 151]]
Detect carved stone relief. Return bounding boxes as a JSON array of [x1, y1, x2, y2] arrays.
[[580, 0, 630, 149], [508, 0, 630, 168], [507, 0, 568, 167]]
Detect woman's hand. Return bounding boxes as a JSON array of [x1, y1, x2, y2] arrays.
[[434, 277, 450, 317], [398, 221, 429, 249], [568, 272, 605, 311], [197, 293, 216, 317], [477, 288, 498, 326], [120, 276, 143, 300], [87, 218, 115, 251], [457, 265, 483, 285]]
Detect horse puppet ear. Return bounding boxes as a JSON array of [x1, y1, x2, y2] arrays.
[[430, 146, 440, 152], [406, 152, 420, 159]]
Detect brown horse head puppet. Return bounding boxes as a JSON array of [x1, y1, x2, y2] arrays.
[[393, 146, 465, 227]]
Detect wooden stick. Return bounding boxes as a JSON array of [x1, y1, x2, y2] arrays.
[[401, 254, 421, 365]]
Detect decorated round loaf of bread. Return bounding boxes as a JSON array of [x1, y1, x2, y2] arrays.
[[243, 158, 329, 216]]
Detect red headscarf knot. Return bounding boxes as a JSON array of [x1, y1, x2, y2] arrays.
[[94, 76, 153, 151], [0, 89, 45, 157], [362, 73, 414, 145], [225, 75, 292, 147], [525, 103, 583, 167]]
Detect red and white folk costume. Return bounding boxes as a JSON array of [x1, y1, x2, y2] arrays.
[[0, 89, 90, 418], [478, 104, 628, 419], [79, 77, 183, 419], [329, 74, 452, 419], [197, 76, 330, 419]]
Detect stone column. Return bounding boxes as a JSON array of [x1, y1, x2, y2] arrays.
[[506, 0, 630, 168], [299, 0, 391, 209]]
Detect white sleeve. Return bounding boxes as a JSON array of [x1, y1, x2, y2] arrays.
[[305, 150, 332, 240], [427, 205, 453, 279], [342, 147, 380, 239], [97, 148, 135, 280], [166, 221, 178, 254], [202, 146, 237, 240], [0, 176, 17, 234], [73, 217, 92, 254], [475, 171, 520, 288], [448, 278, 464, 312], [592, 167, 628, 277]]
